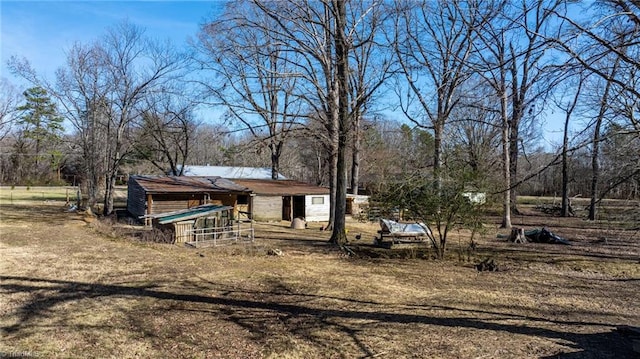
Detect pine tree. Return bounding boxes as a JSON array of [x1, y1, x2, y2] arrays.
[[16, 86, 64, 182]]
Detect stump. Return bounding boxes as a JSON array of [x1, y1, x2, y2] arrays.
[[475, 258, 498, 272], [509, 227, 527, 243]]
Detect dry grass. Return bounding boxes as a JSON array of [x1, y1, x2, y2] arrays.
[[0, 195, 639, 358]]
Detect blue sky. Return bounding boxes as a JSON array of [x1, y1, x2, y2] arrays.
[[1, 1, 225, 82], [1, 0, 567, 146]]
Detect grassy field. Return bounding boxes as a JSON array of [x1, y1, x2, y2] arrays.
[[0, 186, 78, 203], [0, 190, 638, 358]]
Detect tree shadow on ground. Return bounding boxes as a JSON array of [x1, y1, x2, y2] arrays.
[[1, 275, 635, 358]]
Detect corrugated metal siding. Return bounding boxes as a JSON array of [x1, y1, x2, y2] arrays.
[[252, 195, 282, 221], [127, 179, 147, 218], [305, 195, 330, 222]]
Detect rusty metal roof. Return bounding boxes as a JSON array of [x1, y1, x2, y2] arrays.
[[131, 175, 250, 194], [232, 179, 329, 196]]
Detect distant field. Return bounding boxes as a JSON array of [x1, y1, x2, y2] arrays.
[[0, 186, 128, 206], [0, 186, 77, 204], [518, 195, 639, 207]]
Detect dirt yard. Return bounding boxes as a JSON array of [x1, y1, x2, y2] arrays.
[[0, 193, 639, 358]]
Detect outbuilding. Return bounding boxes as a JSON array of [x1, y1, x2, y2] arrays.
[[232, 179, 330, 222], [127, 175, 251, 225], [142, 204, 254, 246]]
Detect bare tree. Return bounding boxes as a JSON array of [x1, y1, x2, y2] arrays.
[[11, 21, 188, 214], [445, 83, 502, 185], [54, 42, 110, 206], [100, 23, 188, 214], [549, 0, 640, 214], [470, 0, 565, 227], [188, 123, 236, 166], [588, 61, 620, 220], [247, 0, 385, 243], [135, 94, 197, 176], [229, 1, 340, 231], [347, 1, 394, 195], [556, 73, 584, 217], [195, 1, 305, 180], [391, 0, 491, 191], [469, 2, 512, 228], [330, 0, 351, 243], [0, 78, 21, 141]]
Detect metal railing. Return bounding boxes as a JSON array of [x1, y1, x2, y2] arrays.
[[185, 226, 254, 248]]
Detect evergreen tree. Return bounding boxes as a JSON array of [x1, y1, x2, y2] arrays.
[[16, 86, 64, 182]]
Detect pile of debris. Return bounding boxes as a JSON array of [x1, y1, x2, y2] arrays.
[[507, 227, 571, 245], [475, 258, 498, 272]]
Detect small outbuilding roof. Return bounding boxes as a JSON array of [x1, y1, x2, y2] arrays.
[[143, 204, 234, 224], [177, 166, 286, 180], [130, 175, 250, 194], [232, 179, 329, 196]]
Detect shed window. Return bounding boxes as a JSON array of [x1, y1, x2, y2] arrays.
[[311, 196, 324, 205], [237, 195, 249, 205]]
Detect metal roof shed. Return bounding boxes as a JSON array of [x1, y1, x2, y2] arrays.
[[127, 175, 251, 225], [232, 179, 330, 222]]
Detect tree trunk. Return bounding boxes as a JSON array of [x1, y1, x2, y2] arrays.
[[561, 109, 570, 217], [270, 141, 282, 180], [433, 119, 444, 192], [84, 142, 100, 208], [509, 118, 519, 215], [561, 80, 582, 217], [500, 88, 512, 229], [330, 0, 349, 245], [103, 172, 116, 216], [589, 63, 618, 220], [350, 113, 361, 195], [326, 97, 339, 231], [588, 122, 602, 221]]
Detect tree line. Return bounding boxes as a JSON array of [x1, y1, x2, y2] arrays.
[[1, 0, 638, 245]]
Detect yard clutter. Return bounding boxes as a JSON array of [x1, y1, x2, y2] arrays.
[[475, 258, 498, 272], [506, 227, 571, 245], [375, 218, 431, 246]]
